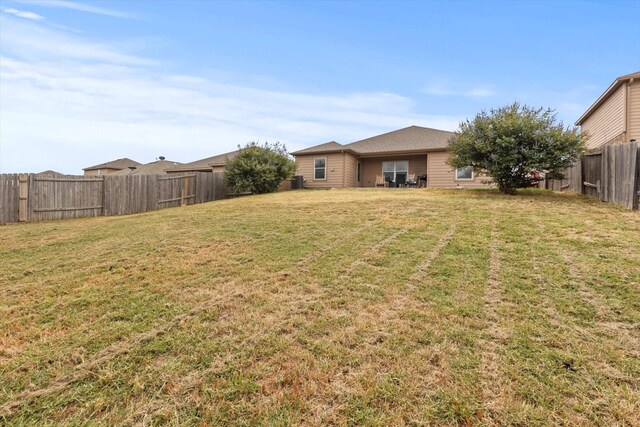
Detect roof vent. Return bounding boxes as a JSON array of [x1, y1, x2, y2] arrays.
[[159, 156, 166, 161]]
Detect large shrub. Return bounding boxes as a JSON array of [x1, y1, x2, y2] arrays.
[[224, 142, 296, 194], [448, 102, 586, 194]]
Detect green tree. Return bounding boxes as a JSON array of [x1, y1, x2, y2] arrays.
[[224, 142, 296, 194], [447, 102, 586, 194]]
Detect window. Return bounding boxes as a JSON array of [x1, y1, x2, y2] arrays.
[[382, 160, 408, 183], [314, 157, 326, 180], [456, 166, 473, 180]]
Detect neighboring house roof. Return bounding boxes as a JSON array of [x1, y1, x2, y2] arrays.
[[83, 158, 141, 171], [291, 126, 455, 157], [169, 150, 240, 172], [36, 170, 65, 177], [111, 159, 183, 175], [575, 71, 640, 125]]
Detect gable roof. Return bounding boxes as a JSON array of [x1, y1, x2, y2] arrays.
[[291, 126, 455, 157], [345, 125, 454, 155], [168, 150, 240, 172], [83, 158, 141, 171], [290, 141, 352, 155], [575, 71, 640, 125], [111, 159, 183, 175]]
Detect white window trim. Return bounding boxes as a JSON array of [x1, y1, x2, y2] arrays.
[[314, 157, 327, 181], [455, 166, 474, 181]]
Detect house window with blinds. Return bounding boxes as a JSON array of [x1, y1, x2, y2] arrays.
[[314, 157, 326, 180]]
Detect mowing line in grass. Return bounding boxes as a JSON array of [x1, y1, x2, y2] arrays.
[[1, 212, 396, 418], [492, 210, 639, 425], [408, 222, 457, 285], [2, 189, 638, 425], [0, 203, 400, 404], [295, 219, 379, 270], [477, 218, 513, 423], [0, 282, 244, 417], [118, 224, 419, 425], [556, 247, 640, 357]]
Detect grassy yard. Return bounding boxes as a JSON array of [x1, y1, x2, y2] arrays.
[[1, 189, 639, 426]]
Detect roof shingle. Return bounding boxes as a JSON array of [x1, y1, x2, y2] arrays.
[[168, 150, 240, 172], [83, 158, 141, 171], [290, 141, 347, 155], [345, 126, 454, 154], [291, 126, 455, 157], [111, 159, 183, 175]]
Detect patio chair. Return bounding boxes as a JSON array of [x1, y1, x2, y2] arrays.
[[396, 174, 407, 188], [375, 175, 387, 188], [406, 173, 418, 187]]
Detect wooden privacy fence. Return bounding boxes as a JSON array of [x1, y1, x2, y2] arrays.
[[0, 172, 226, 224], [545, 141, 639, 210]]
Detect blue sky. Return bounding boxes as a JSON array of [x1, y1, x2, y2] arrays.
[[1, 0, 639, 173]]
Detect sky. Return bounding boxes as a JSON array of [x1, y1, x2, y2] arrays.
[[0, 0, 639, 174]]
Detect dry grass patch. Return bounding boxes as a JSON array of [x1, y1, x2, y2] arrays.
[[1, 188, 638, 425]]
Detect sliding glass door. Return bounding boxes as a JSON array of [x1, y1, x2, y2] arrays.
[[382, 160, 408, 183]]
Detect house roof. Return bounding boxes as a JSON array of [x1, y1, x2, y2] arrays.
[[83, 158, 141, 171], [575, 71, 640, 126], [345, 125, 454, 155], [291, 126, 455, 157], [290, 141, 351, 155], [111, 159, 183, 175], [36, 170, 65, 177], [168, 150, 240, 172]]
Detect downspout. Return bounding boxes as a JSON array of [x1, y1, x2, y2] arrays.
[[626, 78, 633, 142]]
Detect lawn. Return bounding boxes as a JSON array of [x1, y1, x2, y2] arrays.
[[1, 189, 639, 426]]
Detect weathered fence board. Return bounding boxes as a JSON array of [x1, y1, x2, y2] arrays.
[[212, 172, 226, 200], [0, 174, 20, 225], [582, 151, 603, 199], [545, 142, 639, 210], [1, 171, 229, 224], [28, 175, 103, 222], [602, 142, 638, 209], [545, 160, 582, 193], [194, 172, 215, 204]]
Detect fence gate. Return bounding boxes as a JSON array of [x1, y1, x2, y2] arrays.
[[157, 174, 197, 209], [28, 175, 104, 221], [581, 151, 602, 199]]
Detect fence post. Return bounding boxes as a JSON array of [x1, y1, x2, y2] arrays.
[[18, 174, 29, 222], [101, 176, 106, 217], [634, 142, 640, 210]]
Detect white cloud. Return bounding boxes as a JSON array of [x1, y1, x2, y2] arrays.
[[13, 0, 133, 19], [0, 17, 463, 174], [2, 7, 44, 20], [423, 82, 496, 98], [1, 16, 154, 65]]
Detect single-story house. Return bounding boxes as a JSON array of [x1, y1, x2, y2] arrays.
[[167, 150, 240, 174], [83, 158, 141, 176], [111, 157, 183, 175], [576, 71, 640, 149], [291, 125, 488, 188]]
